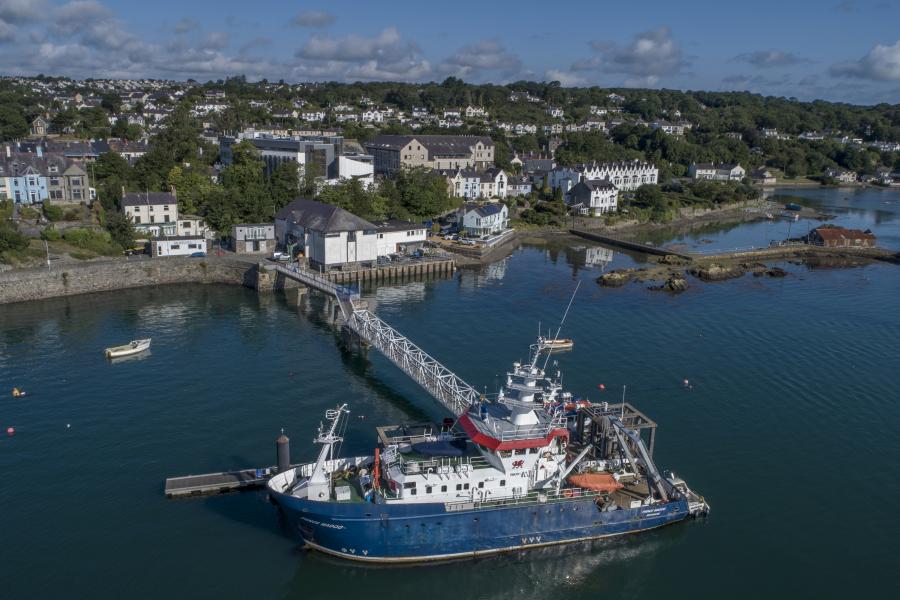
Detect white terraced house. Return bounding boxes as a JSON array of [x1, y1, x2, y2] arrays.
[[578, 160, 658, 191]]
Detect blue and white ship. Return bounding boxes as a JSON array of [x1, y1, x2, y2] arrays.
[[267, 337, 709, 563]]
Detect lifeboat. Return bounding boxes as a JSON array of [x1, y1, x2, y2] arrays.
[[567, 472, 624, 493]]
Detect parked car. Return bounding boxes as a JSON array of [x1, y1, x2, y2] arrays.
[[190, 251, 207, 257], [272, 251, 290, 262]]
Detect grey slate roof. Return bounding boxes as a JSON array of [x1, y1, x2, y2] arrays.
[[276, 198, 376, 232], [463, 203, 505, 218], [121, 192, 176, 207], [366, 134, 493, 157]]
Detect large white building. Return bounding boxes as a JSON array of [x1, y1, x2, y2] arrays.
[[548, 160, 658, 193], [275, 198, 424, 269], [459, 203, 509, 237], [567, 179, 619, 216]]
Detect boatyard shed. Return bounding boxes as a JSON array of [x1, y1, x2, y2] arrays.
[[808, 226, 876, 248], [150, 236, 207, 257]]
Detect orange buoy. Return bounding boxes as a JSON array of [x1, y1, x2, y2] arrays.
[[6, 426, 14, 435]]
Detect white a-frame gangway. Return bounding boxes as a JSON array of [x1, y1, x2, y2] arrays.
[[274, 264, 479, 416]]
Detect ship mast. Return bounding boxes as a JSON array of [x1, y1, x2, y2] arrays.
[[307, 404, 349, 501]]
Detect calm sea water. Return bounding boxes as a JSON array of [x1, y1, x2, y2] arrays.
[[1, 187, 899, 599]]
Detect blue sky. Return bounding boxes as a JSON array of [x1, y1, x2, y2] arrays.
[[1, 0, 899, 104]]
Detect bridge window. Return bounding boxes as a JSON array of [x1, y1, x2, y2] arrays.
[[456, 484, 462, 491], [478, 481, 484, 488], [426, 486, 433, 494], [514, 449, 526, 456], [463, 483, 470, 490], [500, 480, 506, 487]]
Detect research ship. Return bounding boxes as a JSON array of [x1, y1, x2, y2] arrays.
[[267, 337, 709, 563]]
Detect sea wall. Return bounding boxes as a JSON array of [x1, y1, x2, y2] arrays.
[[0, 256, 260, 305]]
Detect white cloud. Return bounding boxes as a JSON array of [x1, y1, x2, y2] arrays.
[[831, 40, 900, 80], [439, 40, 521, 80], [294, 27, 431, 81], [0, 0, 46, 24], [0, 19, 15, 42], [291, 10, 336, 28], [544, 68, 587, 86], [590, 27, 687, 77], [735, 50, 809, 68]]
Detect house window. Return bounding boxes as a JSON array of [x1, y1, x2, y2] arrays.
[[164, 205, 170, 212], [171, 244, 180, 249], [500, 480, 506, 486], [456, 484, 462, 491], [441, 485, 447, 492], [182, 221, 191, 228], [426, 486, 433, 494], [49, 178, 60, 186], [134, 216, 141, 224]]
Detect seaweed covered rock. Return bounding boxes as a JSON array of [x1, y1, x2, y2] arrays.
[[598, 269, 636, 287], [688, 263, 745, 281]]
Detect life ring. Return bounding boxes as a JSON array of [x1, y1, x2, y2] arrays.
[[562, 488, 574, 498]]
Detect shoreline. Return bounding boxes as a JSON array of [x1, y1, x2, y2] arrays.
[[0, 256, 260, 305]]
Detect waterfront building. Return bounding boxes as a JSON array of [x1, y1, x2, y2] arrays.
[[149, 235, 207, 257], [0, 149, 91, 205], [824, 168, 857, 183], [275, 198, 380, 269], [689, 162, 745, 182], [230, 223, 276, 254], [370, 219, 428, 256], [445, 167, 508, 200], [567, 179, 619, 216], [808, 226, 876, 248], [459, 203, 509, 237], [750, 168, 777, 185], [176, 215, 211, 238], [364, 135, 494, 175], [121, 192, 178, 237]]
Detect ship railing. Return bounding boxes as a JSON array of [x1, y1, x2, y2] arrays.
[[399, 454, 491, 476], [491, 414, 567, 442], [444, 486, 604, 512]]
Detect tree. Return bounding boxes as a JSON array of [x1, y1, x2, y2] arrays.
[[0, 105, 28, 140], [0, 221, 28, 253], [219, 141, 270, 224], [104, 211, 135, 250], [101, 93, 122, 114], [92, 151, 133, 210], [269, 161, 300, 210]]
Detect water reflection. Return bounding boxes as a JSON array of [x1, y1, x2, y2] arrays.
[[283, 528, 686, 600]]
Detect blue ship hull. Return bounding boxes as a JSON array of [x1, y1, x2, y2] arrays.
[[270, 491, 691, 562]]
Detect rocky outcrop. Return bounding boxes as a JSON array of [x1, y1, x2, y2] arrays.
[[766, 267, 788, 277], [648, 275, 689, 294], [688, 263, 746, 281], [597, 269, 637, 287]]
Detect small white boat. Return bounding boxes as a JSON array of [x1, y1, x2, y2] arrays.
[[539, 337, 574, 351], [105, 338, 151, 358]]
